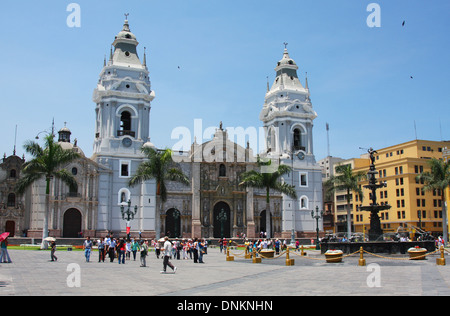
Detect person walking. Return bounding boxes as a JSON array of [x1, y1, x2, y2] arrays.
[[219, 238, 223, 253], [182, 239, 189, 260], [108, 237, 116, 262], [162, 236, 176, 273], [155, 239, 161, 259], [50, 240, 58, 262], [131, 239, 139, 261], [140, 240, 148, 267], [198, 238, 205, 263], [126, 239, 131, 260], [192, 238, 199, 263], [118, 239, 126, 264], [83, 236, 93, 262], [175, 239, 181, 260], [97, 237, 106, 262], [0, 237, 12, 263], [274, 239, 280, 255]]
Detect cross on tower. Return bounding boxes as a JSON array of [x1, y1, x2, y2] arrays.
[[124, 13, 129, 20], [283, 42, 288, 49]]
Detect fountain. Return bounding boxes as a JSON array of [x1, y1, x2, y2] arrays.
[[321, 148, 435, 254], [358, 148, 391, 241]]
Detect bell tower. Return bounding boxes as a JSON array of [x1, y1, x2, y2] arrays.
[[92, 16, 157, 238], [260, 45, 323, 239], [260, 45, 317, 160], [92, 16, 155, 157]]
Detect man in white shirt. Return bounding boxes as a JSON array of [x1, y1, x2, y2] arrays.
[[162, 236, 177, 273]]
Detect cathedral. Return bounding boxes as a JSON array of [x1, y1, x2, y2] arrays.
[[1, 18, 323, 240]]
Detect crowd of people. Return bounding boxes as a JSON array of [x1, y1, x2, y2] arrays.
[[78, 235, 210, 273]]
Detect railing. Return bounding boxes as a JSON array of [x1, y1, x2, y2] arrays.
[[117, 130, 135, 137]]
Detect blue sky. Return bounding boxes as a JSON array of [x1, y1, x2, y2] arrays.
[[1, 0, 449, 161]]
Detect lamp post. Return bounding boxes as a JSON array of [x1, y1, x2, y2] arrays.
[[311, 206, 323, 250], [121, 199, 137, 240]]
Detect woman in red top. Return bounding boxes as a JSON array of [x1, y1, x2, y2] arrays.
[[118, 238, 126, 264]]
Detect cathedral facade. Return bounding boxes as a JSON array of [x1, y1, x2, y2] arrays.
[[3, 19, 323, 240]]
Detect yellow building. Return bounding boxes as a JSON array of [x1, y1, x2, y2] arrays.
[[332, 157, 369, 234], [333, 139, 450, 239]]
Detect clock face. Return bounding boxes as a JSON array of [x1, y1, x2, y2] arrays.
[[297, 151, 305, 160], [122, 137, 132, 147]]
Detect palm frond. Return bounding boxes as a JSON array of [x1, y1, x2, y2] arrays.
[[16, 173, 43, 194]]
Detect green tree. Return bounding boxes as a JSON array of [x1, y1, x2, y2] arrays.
[[128, 147, 189, 238], [239, 157, 297, 238], [17, 134, 80, 249], [326, 164, 365, 240], [416, 158, 450, 245]]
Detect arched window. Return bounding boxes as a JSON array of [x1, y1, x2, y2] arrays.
[[7, 193, 15, 207], [118, 188, 131, 205], [120, 111, 132, 132], [9, 169, 16, 178], [268, 127, 277, 152], [219, 164, 226, 177], [69, 182, 78, 197], [293, 128, 302, 150], [300, 196, 308, 209], [117, 110, 135, 137]]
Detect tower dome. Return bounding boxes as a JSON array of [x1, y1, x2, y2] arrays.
[[114, 18, 138, 43], [58, 124, 71, 143]]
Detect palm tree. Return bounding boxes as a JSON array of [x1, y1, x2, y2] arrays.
[[17, 134, 80, 249], [416, 158, 450, 245], [128, 146, 189, 238], [239, 157, 297, 238], [326, 163, 365, 240]]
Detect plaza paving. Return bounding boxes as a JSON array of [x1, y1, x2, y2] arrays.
[[1, 246, 450, 296]]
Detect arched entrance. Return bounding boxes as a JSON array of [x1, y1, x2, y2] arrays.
[[165, 208, 181, 238], [63, 208, 82, 238], [259, 210, 272, 237], [213, 202, 231, 238]]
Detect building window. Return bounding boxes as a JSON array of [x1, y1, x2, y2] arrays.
[[69, 182, 78, 197], [118, 188, 131, 205], [300, 196, 308, 209], [118, 111, 135, 137], [120, 160, 131, 178], [268, 127, 277, 153], [120, 111, 131, 130], [299, 172, 308, 187], [219, 164, 226, 177], [7, 193, 15, 207], [293, 128, 302, 151], [9, 169, 16, 178]]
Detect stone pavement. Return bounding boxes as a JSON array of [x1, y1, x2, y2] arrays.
[[1, 246, 450, 297]]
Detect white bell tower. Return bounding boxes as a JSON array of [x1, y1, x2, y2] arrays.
[[92, 16, 157, 237], [93, 17, 155, 156], [260, 45, 323, 239]]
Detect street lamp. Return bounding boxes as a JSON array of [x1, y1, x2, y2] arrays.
[[311, 205, 323, 250], [121, 199, 138, 240]]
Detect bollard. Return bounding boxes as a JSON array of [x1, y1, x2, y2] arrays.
[[301, 245, 307, 256], [436, 246, 446, 266], [226, 247, 234, 261], [245, 246, 251, 259], [252, 247, 261, 263], [286, 247, 295, 266], [358, 246, 366, 266]]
